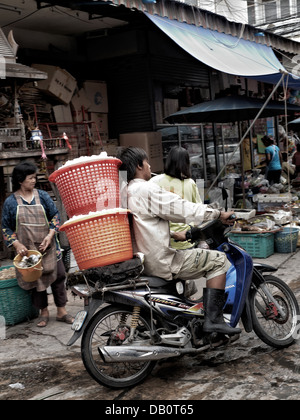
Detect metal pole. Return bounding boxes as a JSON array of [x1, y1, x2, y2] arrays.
[[207, 72, 286, 194]]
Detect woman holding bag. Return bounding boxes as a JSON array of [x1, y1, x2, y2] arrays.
[[1, 161, 73, 328]]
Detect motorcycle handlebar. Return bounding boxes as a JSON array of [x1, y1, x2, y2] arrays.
[[186, 212, 236, 244]]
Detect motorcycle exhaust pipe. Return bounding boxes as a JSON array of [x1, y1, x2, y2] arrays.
[[99, 334, 241, 363], [99, 345, 183, 363]]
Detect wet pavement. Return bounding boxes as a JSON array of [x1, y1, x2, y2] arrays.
[[1, 250, 300, 400]]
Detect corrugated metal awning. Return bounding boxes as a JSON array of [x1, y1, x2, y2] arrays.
[[146, 13, 300, 89], [0, 28, 47, 80], [99, 0, 300, 55], [5, 63, 48, 80]]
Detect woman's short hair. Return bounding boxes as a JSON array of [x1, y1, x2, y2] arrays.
[[12, 161, 37, 192], [164, 146, 191, 180], [118, 147, 149, 182]]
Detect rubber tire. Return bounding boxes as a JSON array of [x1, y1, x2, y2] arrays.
[[250, 275, 299, 349], [81, 305, 157, 389]]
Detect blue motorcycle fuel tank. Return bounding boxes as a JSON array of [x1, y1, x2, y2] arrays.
[[219, 242, 253, 327], [224, 264, 237, 305]]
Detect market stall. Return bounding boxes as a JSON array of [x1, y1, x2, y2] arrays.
[[165, 80, 300, 258]]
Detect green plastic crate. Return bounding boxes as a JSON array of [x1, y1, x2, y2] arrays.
[[0, 266, 39, 326], [228, 232, 274, 258], [275, 228, 299, 253]]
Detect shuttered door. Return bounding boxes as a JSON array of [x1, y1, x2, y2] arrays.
[[150, 55, 210, 86], [106, 55, 210, 136], [105, 55, 154, 138]]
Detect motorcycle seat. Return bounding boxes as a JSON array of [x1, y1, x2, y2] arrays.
[[140, 276, 177, 288]]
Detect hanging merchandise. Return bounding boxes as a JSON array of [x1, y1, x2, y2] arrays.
[[30, 128, 46, 159], [63, 132, 72, 150]]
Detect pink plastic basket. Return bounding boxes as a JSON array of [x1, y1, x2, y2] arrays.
[[60, 210, 133, 270], [49, 158, 122, 218]]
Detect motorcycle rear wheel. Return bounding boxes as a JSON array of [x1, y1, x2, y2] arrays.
[[81, 305, 156, 389], [250, 275, 300, 349]]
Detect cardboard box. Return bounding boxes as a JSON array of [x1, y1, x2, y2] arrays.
[[71, 88, 91, 111], [71, 88, 91, 122], [155, 101, 163, 124], [119, 132, 164, 173], [84, 81, 108, 113], [102, 139, 119, 157], [255, 193, 292, 212], [53, 105, 73, 123], [163, 98, 178, 118], [33, 64, 77, 105]]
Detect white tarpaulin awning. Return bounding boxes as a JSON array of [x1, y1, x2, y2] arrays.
[[146, 13, 300, 89]]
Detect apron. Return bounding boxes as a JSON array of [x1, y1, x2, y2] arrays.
[[15, 189, 57, 292]]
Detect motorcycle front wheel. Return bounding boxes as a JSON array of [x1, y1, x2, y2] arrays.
[[250, 275, 300, 349], [81, 305, 156, 389]]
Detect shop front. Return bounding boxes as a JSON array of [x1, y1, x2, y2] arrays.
[[2, 1, 300, 258]]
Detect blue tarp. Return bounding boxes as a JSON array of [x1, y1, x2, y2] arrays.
[[146, 13, 300, 89]]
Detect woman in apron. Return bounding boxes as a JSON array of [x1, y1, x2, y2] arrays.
[[1, 161, 74, 328]]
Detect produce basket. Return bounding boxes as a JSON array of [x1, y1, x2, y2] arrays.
[[60, 209, 133, 270], [0, 266, 39, 326], [49, 157, 122, 218], [275, 228, 299, 253], [228, 232, 274, 258]]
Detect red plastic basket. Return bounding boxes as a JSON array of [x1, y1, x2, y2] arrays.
[[60, 210, 133, 270], [49, 158, 122, 218]]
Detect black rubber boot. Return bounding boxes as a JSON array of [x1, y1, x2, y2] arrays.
[[203, 288, 241, 336]]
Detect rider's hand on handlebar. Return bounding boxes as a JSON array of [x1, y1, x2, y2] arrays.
[[220, 211, 236, 225], [171, 230, 188, 242]]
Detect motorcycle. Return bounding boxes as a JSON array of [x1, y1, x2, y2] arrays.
[[67, 218, 300, 389]]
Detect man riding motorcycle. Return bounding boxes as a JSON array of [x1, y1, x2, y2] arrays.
[[118, 146, 241, 336]]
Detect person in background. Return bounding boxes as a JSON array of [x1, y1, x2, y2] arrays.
[[150, 146, 202, 297], [262, 135, 282, 185], [150, 146, 202, 250], [118, 147, 241, 336], [1, 161, 74, 328], [292, 143, 300, 177]]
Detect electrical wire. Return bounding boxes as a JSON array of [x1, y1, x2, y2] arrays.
[[1, 4, 94, 30], [52, 6, 95, 25], [2, 9, 41, 29]]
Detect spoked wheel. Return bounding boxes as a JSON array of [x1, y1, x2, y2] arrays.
[[250, 275, 300, 348], [81, 305, 156, 389]]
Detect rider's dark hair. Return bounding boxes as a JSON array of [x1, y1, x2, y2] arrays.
[[118, 147, 149, 182], [12, 161, 37, 192], [164, 146, 191, 180]]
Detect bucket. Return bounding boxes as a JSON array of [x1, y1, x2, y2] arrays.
[[275, 228, 299, 253], [13, 250, 43, 283]]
